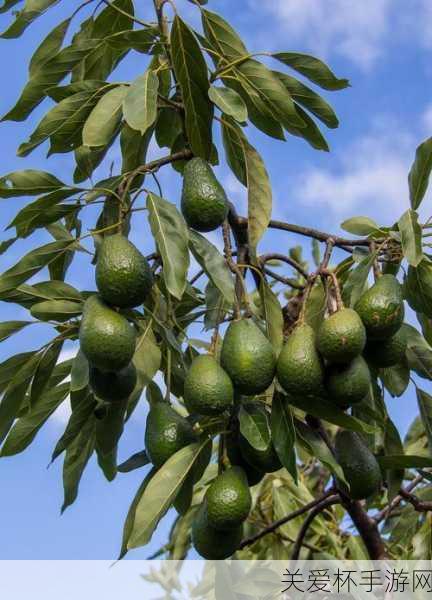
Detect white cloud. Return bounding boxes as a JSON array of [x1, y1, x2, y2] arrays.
[[423, 104, 432, 132]]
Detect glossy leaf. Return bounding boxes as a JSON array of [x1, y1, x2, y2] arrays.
[[29, 17, 70, 76], [272, 52, 350, 90], [398, 209, 423, 267], [30, 299, 83, 322], [271, 393, 297, 482], [147, 193, 190, 300], [239, 403, 270, 452], [171, 16, 213, 159], [0, 170, 65, 197], [201, 9, 248, 62], [83, 86, 127, 147], [208, 86, 247, 122], [408, 136, 432, 210], [123, 70, 159, 134], [189, 231, 235, 305]]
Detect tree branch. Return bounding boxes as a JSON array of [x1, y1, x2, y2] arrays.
[[260, 253, 308, 280], [374, 474, 424, 524], [239, 490, 338, 550], [399, 489, 432, 512], [291, 496, 340, 560]]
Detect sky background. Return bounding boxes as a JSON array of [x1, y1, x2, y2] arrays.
[[0, 0, 431, 560]]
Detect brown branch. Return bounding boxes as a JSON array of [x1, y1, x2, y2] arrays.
[[259, 253, 308, 280], [263, 267, 305, 290], [291, 496, 340, 560], [239, 490, 338, 550], [399, 489, 432, 512], [374, 474, 424, 524]]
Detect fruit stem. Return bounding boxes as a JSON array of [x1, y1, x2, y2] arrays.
[[223, 220, 247, 319], [370, 240, 382, 280]]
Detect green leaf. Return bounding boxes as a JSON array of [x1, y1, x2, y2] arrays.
[[1, 382, 69, 457], [0, 170, 65, 197], [0, 1, 21, 13], [18, 87, 110, 156], [189, 231, 235, 305], [61, 415, 96, 512], [171, 15, 213, 159], [201, 9, 248, 62], [30, 340, 64, 405], [118, 450, 149, 473], [204, 280, 229, 331], [405, 260, 432, 318], [0, 0, 61, 39], [304, 281, 326, 332], [30, 299, 83, 322], [238, 403, 270, 452], [221, 116, 247, 186], [342, 250, 377, 307], [133, 322, 161, 386], [341, 216, 381, 236], [95, 400, 127, 479], [381, 363, 410, 397], [418, 313, 432, 346], [283, 103, 329, 152], [146, 193, 190, 300], [120, 123, 153, 176], [408, 136, 432, 210], [51, 391, 96, 463], [82, 86, 127, 147], [208, 86, 247, 122], [271, 393, 297, 482], [287, 394, 376, 434], [407, 345, 432, 380], [70, 350, 89, 393], [272, 52, 350, 90], [377, 455, 432, 469], [398, 209, 423, 267], [383, 417, 405, 501], [107, 26, 159, 54], [128, 440, 211, 549], [259, 281, 283, 355], [123, 70, 159, 134], [416, 388, 432, 454], [0, 320, 32, 342], [275, 71, 338, 129], [29, 17, 70, 76], [155, 107, 182, 149], [0, 240, 75, 296]]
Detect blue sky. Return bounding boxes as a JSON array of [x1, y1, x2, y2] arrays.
[[0, 0, 431, 560]]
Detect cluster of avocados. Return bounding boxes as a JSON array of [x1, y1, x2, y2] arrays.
[[79, 234, 153, 405]]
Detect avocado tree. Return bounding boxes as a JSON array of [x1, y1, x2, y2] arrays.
[[0, 0, 432, 561]]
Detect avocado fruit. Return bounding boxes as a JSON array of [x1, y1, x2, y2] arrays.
[[355, 274, 404, 340], [89, 362, 137, 402], [79, 295, 136, 372], [226, 431, 265, 486], [364, 327, 407, 368], [184, 354, 234, 416], [181, 157, 228, 232], [335, 430, 382, 500], [277, 323, 325, 397], [96, 234, 153, 308], [326, 356, 370, 408], [145, 402, 196, 468], [220, 319, 276, 396], [317, 308, 366, 364], [192, 502, 243, 559], [205, 467, 251, 530]]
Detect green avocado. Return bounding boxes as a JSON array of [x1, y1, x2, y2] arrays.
[[226, 432, 265, 486], [181, 157, 228, 232], [335, 430, 382, 500], [192, 502, 243, 559], [205, 467, 252, 530], [89, 362, 137, 402], [355, 274, 405, 340], [184, 354, 234, 416], [277, 323, 325, 397], [317, 308, 366, 364], [144, 402, 196, 468], [364, 327, 407, 368], [238, 404, 281, 473], [96, 234, 153, 308], [220, 319, 276, 396], [79, 295, 136, 372], [326, 356, 371, 408]]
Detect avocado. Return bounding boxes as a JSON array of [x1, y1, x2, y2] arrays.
[[226, 431, 265, 486], [192, 502, 243, 559], [326, 356, 370, 408], [144, 402, 196, 468], [181, 157, 228, 232], [364, 327, 407, 368], [205, 466, 252, 530], [96, 234, 153, 308], [238, 404, 281, 473], [184, 354, 234, 416], [220, 319, 276, 396], [355, 274, 404, 340], [317, 308, 366, 364], [89, 363, 137, 402], [335, 430, 382, 500], [79, 295, 136, 372], [277, 323, 325, 397]]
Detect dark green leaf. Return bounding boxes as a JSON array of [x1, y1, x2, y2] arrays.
[[201, 9, 248, 62], [30, 340, 63, 405], [416, 388, 432, 454], [30, 299, 82, 322], [408, 136, 432, 210], [259, 281, 283, 355], [272, 52, 350, 90], [120, 123, 153, 176], [1, 0, 61, 39], [155, 107, 182, 149], [271, 393, 297, 482], [208, 86, 247, 122], [284, 103, 329, 151], [106, 26, 159, 54], [398, 209, 423, 267], [146, 193, 190, 300], [51, 391, 96, 462], [381, 363, 410, 397], [189, 231, 235, 305], [405, 260, 432, 318], [82, 86, 127, 147], [383, 417, 405, 501], [239, 403, 270, 452], [204, 280, 229, 331], [221, 116, 247, 186], [377, 455, 432, 469], [70, 350, 89, 393], [96, 400, 127, 480], [29, 17, 70, 76], [171, 15, 213, 159], [304, 281, 326, 331], [407, 345, 432, 380], [342, 250, 377, 307], [118, 450, 149, 473], [0, 170, 65, 197], [0, 320, 32, 342], [341, 216, 381, 236], [418, 313, 432, 346], [0, 1, 21, 14], [133, 322, 161, 386], [123, 70, 159, 134], [0, 351, 36, 394]]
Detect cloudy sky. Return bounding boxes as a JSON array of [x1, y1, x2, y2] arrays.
[[0, 0, 430, 560]]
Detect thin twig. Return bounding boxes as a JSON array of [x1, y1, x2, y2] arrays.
[[398, 489, 432, 512], [375, 474, 425, 523], [263, 267, 305, 290], [291, 496, 340, 560], [259, 253, 308, 279]]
